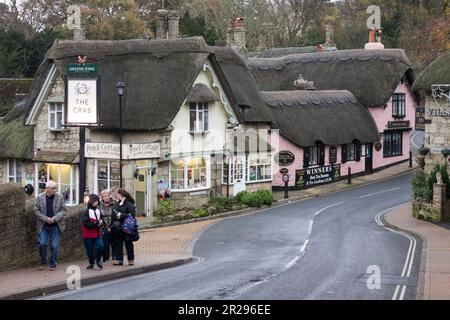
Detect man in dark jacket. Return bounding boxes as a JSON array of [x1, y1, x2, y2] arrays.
[[33, 180, 66, 271]]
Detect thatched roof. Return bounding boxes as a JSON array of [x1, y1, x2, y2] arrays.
[[412, 51, 450, 92], [25, 38, 273, 130], [211, 46, 273, 124], [185, 83, 219, 103], [0, 100, 33, 160], [250, 46, 317, 58], [261, 90, 380, 146], [249, 49, 414, 108]]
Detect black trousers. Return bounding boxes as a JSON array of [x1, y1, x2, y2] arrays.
[[115, 237, 134, 262], [102, 229, 115, 261]]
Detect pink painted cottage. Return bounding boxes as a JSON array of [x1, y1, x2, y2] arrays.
[[248, 37, 416, 189]]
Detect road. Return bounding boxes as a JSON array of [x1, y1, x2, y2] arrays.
[[41, 172, 421, 300]]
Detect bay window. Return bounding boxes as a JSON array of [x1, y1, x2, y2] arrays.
[[7, 159, 22, 185], [170, 156, 210, 191], [223, 154, 272, 184], [48, 103, 64, 130], [248, 154, 272, 182], [39, 163, 78, 205], [95, 160, 120, 194], [189, 102, 209, 132]]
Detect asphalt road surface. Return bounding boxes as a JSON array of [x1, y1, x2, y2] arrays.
[[41, 172, 421, 300]]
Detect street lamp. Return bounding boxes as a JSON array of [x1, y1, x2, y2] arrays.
[[116, 81, 126, 188]]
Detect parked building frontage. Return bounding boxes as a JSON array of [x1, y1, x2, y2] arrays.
[[412, 51, 450, 172]]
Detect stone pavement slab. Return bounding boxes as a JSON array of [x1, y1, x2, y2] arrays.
[[386, 203, 450, 300]]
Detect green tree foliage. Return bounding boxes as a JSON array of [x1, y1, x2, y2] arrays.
[[180, 12, 217, 45]]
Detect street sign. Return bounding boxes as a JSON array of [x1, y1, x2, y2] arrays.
[[67, 63, 98, 76]]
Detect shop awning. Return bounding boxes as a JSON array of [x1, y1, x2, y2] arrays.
[[33, 150, 79, 164]]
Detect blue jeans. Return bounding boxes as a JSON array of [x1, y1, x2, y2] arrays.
[[84, 237, 104, 265], [39, 225, 61, 267]]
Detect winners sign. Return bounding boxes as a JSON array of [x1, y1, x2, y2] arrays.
[[65, 61, 99, 126]]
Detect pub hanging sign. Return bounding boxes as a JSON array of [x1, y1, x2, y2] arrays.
[[65, 56, 100, 126]]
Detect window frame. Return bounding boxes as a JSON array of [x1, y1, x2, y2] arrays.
[[170, 156, 211, 192], [247, 153, 272, 183], [189, 102, 209, 132], [48, 102, 65, 130], [392, 93, 406, 118], [94, 159, 121, 194], [44, 163, 78, 205], [342, 143, 357, 162], [383, 131, 403, 158], [7, 159, 22, 184]]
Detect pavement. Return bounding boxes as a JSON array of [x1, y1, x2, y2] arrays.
[[0, 161, 418, 300], [385, 203, 450, 300], [0, 220, 216, 300]]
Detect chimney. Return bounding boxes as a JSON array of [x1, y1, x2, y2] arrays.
[[74, 26, 85, 41], [365, 28, 384, 50], [168, 10, 180, 39], [227, 17, 246, 52], [156, 9, 180, 40], [324, 24, 337, 51]]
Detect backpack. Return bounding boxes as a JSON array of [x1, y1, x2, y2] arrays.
[[121, 214, 138, 236]]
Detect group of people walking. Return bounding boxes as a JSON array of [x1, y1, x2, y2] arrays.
[[34, 181, 139, 271]]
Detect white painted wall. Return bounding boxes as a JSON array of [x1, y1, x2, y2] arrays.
[[170, 60, 236, 156]]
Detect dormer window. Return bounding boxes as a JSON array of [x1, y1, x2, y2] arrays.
[[189, 102, 209, 132], [48, 103, 64, 130], [392, 93, 406, 118]]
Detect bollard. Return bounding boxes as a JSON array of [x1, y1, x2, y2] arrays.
[[284, 181, 289, 199], [409, 151, 413, 168], [347, 167, 352, 184]]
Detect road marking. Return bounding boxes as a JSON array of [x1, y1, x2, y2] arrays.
[[285, 256, 300, 270], [374, 203, 417, 300], [300, 239, 309, 253], [392, 285, 400, 300], [314, 202, 344, 216], [359, 187, 400, 199], [399, 285, 407, 300], [308, 220, 314, 235]]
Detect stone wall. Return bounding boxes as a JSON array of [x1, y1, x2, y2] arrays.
[[424, 94, 450, 173], [0, 183, 85, 272], [0, 160, 4, 184], [35, 77, 80, 152]]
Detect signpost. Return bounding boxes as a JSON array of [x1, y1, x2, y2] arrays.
[[64, 58, 100, 203]]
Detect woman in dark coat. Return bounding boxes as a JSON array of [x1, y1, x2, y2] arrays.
[[111, 189, 137, 266], [82, 194, 105, 270]]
